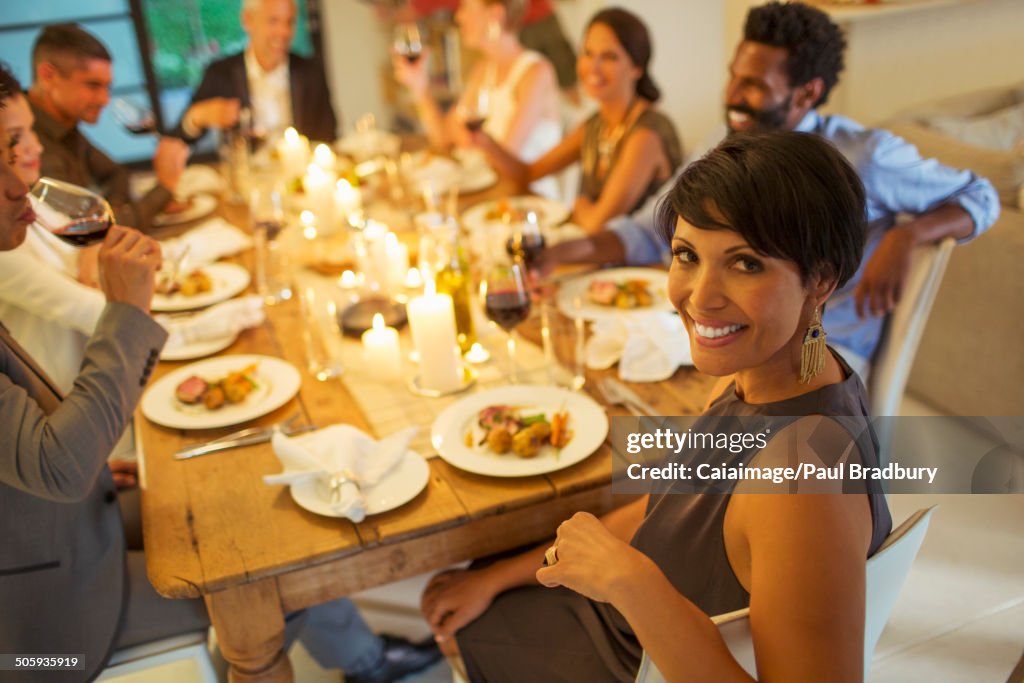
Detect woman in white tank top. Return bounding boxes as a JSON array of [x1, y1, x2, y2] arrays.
[[394, 0, 562, 198]]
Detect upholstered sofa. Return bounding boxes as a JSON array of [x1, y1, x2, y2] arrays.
[[885, 82, 1024, 416]]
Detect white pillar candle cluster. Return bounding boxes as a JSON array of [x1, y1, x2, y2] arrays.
[[361, 313, 402, 380], [406, 281, 462, 393], [355, 222, 411, 297], [278, 127, 310, 179]]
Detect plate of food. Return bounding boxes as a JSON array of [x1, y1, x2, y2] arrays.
[[289, 451, 430, 518], [557, 267, 673, 321], [141, 354, 302, 430], [159, 328, 238, 362], [151, 262, 251, 312], [431, 385, 608, 477], [461, 195, 570, 233], [153, 193, 218, 227]]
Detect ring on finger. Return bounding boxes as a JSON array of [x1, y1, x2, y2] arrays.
[[543, 545, 559, 567]]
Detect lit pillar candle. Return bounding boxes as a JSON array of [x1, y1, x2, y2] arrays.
[[304, 164, 336, 233], [278, 127, 310, 179], [361, 313, 402, 380], [356, 221, 389, 294], [385, 232, 410, 295], [335, 178, 362, 226], [406, 281, 462, 393], [312, 143, 336, 172]]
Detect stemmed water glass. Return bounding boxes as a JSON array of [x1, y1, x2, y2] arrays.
[[482, 261, 531, 384], [30, 178, 114, 247]]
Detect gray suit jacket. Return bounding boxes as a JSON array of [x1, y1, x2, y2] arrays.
[[0, 303, 166, 682]]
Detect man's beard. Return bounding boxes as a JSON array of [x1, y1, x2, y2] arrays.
[[725, 94, 793, 134]]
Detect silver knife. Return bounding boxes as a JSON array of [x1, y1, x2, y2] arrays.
[[604, 378, 661, 418], [173, 425, 317, 460]]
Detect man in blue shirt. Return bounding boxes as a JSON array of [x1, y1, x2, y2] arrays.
[[539, 1, 999, 375]]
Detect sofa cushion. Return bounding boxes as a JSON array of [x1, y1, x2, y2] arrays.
[[927, 102, 1024, 152], [887, 121, 1024, 208]]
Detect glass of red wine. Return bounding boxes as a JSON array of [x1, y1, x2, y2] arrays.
[[393, 23, 423, 64], [30, 177, 114, 247], [483, 261, 531, 383], [505, 210, 546, 268], [461, 87, 490, 134], [111, 97, 159, 136]]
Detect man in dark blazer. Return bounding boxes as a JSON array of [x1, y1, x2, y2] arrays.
[[175, 0, 338, 143]]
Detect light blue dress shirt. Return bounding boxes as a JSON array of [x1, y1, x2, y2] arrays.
[[606, 111, 1000, 369]]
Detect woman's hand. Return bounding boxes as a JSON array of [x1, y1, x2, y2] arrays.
[[392, 48, 431, 100], [535, 511, 653, 604], [421, 568, 501, 645], [109, 459, 138, 490]]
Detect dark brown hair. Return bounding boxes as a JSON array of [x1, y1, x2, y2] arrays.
[[32, 23, 111, 76], [587, 7, 660, 103]]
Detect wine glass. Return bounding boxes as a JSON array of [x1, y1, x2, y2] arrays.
[[506, 210, 546, 268], [111, 97, 159, 136], [30, 177, 114, 247], [483, 261, 531, 383], [461, 87, 490, 134], [393, 23, 424, 64]]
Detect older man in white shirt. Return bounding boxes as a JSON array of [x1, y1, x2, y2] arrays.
[[176, 0, 338, 143]]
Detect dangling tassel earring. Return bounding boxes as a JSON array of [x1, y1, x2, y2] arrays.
[[800, 307, 827, 384]]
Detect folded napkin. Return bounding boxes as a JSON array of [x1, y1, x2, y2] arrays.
[[585, 313, 692, 382], [176, 165, 227, 197], [160, 217, 253, 265], [264, 425, 418, 522], [158, 296, 265, 349]]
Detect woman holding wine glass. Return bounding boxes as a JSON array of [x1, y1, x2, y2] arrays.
[[392, 0, 563, 199], [0, 64, 110, 391], [470, 7, 683, 234]]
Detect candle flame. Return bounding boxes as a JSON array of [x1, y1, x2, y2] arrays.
[[340, 270, 356, 288], [306, 163, 326, 180], [313, 143, 334, 167], [336, 178, 353, 193], [404, 267, 423, 288], [284, 127, 299, 143], [424, 279, 436, 296], [372, 313, 385, 331], [300, 210, 315, 225]]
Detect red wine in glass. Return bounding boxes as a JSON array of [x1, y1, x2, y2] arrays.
[[254, 219, 284, 241], [506, 233, 546, 266], [485, 289, 532, 331], [52, 216, 113, 246], [464, 116, 487, 133], [402, 47, 422, 64]]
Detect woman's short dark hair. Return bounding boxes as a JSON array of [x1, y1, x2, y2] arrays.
[[744, 2, 846, 108], [0, 63, 21, 106], [587, 7, 660, 103], [656, 131, 866, 288]]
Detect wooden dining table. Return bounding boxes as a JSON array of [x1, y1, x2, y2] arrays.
[[136, 170, 716, 682]]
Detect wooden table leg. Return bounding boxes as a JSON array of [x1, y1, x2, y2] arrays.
[[205, 577, 293, 683]]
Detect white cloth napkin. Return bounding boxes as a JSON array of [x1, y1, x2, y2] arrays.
[[585, 313, 692, 382], [158, 296, 265, 349], [263, 425, 417, 522], [160, 217, 253, 266]]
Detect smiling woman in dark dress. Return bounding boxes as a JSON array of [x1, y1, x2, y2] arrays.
[[419, 131, 892, 683]]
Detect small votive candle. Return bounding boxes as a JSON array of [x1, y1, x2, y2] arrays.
[[404, 267, 423, 289], [339, 269, 357, 290], [361, 313, 402, 380]]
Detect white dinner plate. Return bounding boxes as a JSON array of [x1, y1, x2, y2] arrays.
[[153, 193, 218, 227], [557, 267, 674, 322], [160, 329, 238, 361], [461, 195, 570, 233], [289, 451, 430, 518], [431, 385, 608, 477], [141, 354, 301, 430], [456, 165, 498, 194], [151, 262, 251, 312]]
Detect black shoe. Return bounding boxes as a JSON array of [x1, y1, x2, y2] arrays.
[[345, 634, 444, 683]]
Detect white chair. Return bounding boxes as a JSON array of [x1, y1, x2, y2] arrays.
[[96, 631, 218, 682], [635, 507, 936, 682], [868, 239, 955, 417]]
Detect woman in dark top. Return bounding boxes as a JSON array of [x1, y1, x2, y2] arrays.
[[472, 7, 682, 233], [420, 132, 892, 682]]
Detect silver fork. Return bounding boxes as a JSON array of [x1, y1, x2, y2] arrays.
[[597, 377, 660, 418]]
